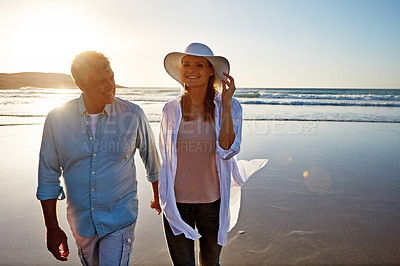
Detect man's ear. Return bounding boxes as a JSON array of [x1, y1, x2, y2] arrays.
[[75, 78, 86, 93]]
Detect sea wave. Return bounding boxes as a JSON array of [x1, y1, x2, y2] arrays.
[[234, 92, 400, 102], [242, 118, 400, 123], [240, 100, 400, 107], [0, 114, 46, 117]]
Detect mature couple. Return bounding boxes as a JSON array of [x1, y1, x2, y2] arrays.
[[37, 43, 266, 265]]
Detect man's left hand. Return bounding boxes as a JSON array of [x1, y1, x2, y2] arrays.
[[150, 198, 161, 215]]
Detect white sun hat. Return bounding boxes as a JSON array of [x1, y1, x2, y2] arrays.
[[164, 43, 230, 92]]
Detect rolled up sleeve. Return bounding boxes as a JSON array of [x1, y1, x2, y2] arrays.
[[37, 111, 65, 201], [36, 184, 65, 201], [216, 98, 243, 160], [136, 108, 161, 183]]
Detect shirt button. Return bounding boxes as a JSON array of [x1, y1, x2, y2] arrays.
[[92, 171, 95, 174], [92, 208, 94, 210], [93, 154, 96, 156], [89, 137, 93, 140], [92, 189, 95, 192]]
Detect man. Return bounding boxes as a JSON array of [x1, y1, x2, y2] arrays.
[[36, 51, 161, 265]]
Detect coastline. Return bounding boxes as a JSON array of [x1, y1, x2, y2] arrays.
[[0, 72, 126, 90], [0, 121, 399, 265]]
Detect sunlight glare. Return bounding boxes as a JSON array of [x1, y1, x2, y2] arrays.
[[13, 9, 97, 73]]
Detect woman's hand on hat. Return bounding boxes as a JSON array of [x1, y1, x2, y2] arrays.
[[222, 73, 236, 107]]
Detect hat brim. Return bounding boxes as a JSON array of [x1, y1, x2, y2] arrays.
[[164, 52, 230, 92]]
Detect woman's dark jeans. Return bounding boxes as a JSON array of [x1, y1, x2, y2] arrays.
[[163, 199, 222, 266]]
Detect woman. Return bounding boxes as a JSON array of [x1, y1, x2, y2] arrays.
[[153, 43, 267, 265]]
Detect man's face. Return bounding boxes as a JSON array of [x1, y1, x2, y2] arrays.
[[79, 66, 116, 113]]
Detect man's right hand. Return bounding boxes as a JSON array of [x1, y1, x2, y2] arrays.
[[46, 227, 69, 261]]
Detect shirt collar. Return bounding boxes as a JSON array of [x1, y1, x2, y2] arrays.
[[78, 93, 112, 117]]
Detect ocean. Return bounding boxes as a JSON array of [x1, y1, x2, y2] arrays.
[[1, 87, 399, 126]]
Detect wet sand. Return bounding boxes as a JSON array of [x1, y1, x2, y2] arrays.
[[0, 121, 399, 265]]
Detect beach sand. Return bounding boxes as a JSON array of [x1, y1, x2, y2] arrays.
[[0, 121, 399, 265]]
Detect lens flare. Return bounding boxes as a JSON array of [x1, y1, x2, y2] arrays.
[[276, 150, 293, 166], [303, 166, 331, 193]]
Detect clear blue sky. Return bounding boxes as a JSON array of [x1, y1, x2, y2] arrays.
[[0, 0, 399, 88]]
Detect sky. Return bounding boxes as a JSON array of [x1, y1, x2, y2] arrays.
[[0, 0, 399, 88]]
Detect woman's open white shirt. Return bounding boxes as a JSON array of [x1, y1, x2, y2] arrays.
[[158, 94, 267, 246]]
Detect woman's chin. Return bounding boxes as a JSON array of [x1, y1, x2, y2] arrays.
[[184, 80, 208, 89]]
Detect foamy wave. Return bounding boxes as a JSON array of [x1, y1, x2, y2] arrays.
[[240, 100, 400, 107], [251, 94, 400, 102]]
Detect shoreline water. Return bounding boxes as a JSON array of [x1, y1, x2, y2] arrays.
[[1, 121, 399, 265], [1, 116, 400, 127], [2, 88, 400, 124]]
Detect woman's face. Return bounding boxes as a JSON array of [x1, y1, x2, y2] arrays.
[[181, 55, 214, 89]]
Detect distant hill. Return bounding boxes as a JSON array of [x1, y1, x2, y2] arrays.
[[0, 72, 125, 90]]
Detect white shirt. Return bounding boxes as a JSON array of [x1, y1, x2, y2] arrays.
[[88, 113, 102, 139], [159, 94, 268, 245]]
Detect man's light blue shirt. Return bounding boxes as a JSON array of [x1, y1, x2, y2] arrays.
[[37, 95, 160, 237]]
